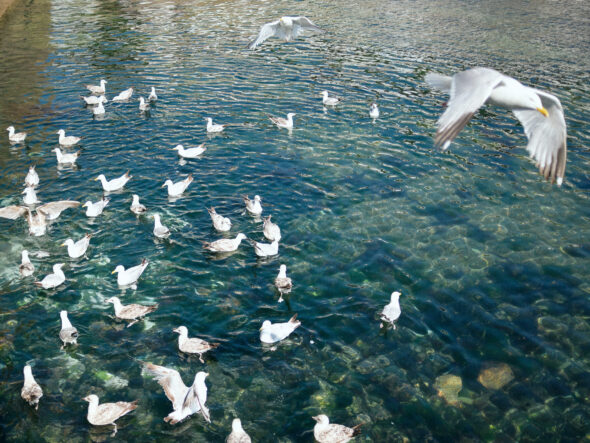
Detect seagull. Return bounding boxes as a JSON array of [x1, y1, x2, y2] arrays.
[[152, 214, 170, 238], [263, 215, 281, 241], [81, 95, 107, 105], [203, 233, 246, 253], [139, 96, 150, 112], [105, 296, 158, 327], [227, 418, 252, 443], [6, 126, 26, 143], [243, 195, 262, 215], [426, 67, 567, 184], [21, 365, 43, 410], [370, 103, 379, 119], [112, 258, 149, 287], [35, 263, 65, 289], [62, 233, 91, 259], [173, 326, 219, 363], [380, 291, 401, 329], [312, 414, 362, 443], [56, 129, 81, 147], [321, 91, 341, 106], [83, 196, 109, 217], [248, 16, 323, 49], [19, 250, 35, 277], [274, 264, 292, 302], [83, 394, 138, 436], [148, 87, 157, 101], [162, 174, 193, 197], [143, 363, 210, 424], [269, 113, 295, 129], [112, 87, 133, 101], [92, 101, 105, 116], [22, 187, 40, 206], [24, 165, 39, 187], [53, 148, 80, 165], [206, 117, 226, 133], [172, 144, 206, 158], [130, 194, 147, 215], [95, 171, 131, 192], [207, 207, 231, 232], [58, 310, 78, 347], [253, 239, 279, 257], [260, 314, 300, 343], [86, 79, 107, 95], [37, 200, 80, 220]]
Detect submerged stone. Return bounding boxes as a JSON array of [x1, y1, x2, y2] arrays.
[[478, 363, 514, 390], [434, 374, 462, 405]]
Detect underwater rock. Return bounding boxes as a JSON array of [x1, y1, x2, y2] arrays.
[[434, 374, 462, 405], [478, 363, 514, 390]]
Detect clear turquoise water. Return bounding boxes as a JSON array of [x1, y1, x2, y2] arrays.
[[1, 0, 589, 441]]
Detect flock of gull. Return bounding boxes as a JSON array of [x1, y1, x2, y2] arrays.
[[6, 12, 570, 442]]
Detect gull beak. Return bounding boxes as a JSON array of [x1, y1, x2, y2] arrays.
[[312, 416, 320, 422], [537, 107, 549, 118], [161, 183, 166, 188], [172, 328, 179, 333], [111, 269, 117, 274], [60, 242, 66, 247], [94, 177, 99, 181], [82, 203, 87, 208]]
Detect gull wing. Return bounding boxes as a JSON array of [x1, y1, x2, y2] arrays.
[[434, 67, 504, 150], [512, 90, 567, 184], [144, 363, 188, 412], [248, 20, 280, 49], [291, 16, 323, 36], [37, 201, 80, 219], [0, 205, 27, 220]]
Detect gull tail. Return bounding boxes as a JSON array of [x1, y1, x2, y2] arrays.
[[351, 423, 364, 437]]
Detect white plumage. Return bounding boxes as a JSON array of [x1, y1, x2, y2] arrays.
[[95, 171, 131, 192], [53, 148, 80, 165], [7, 126, 26, 143], [260, 314, 301, 343], [162, 174, 193, 197], [83, 196, 109, 217], [248, 16, 323, 49], [35, 263, 65, 289], [153, 214, 170, 238], [86, 79, 107, 95], [56, 129, 81, 147], [112, 258, 149, 287], [207, 207, 231, 232], [112, 87, 133, 101], [172, 144, 206, 158], [62, 233, 91, 259], [380, 291, 401, 328]]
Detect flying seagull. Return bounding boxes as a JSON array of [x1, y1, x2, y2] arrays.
[[248, 16, 323, 49]]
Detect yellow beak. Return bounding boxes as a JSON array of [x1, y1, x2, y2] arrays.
[[537, 107, 549, 118], [60, 243, 66, 247], [111, 270, 117, 274]]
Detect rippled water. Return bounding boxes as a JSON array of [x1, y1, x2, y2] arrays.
[[1, 0, 589, 441]]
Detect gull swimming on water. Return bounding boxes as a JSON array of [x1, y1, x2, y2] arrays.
[[162, 174, 193, 197], [7, 126, 26, 143], [263, 215, 281, 241], [274, 264, 292, 302], [139, 96, 150, 112], [130, 194, 147, 215], [86, 79, 107, 95], [227, 418, 252, 443], [83, 196, 109, 217], [172, 144, 206, 158], [112, 87, 133, 102], [206, 117, 226, 133], [321, 91, 341, 106], [20, 250, 35, 277], [148, 87, 157, 101], [96, 171, 131, 192], [204, 233, 247, 253], [35, 263, 65, 289], [62, 233, 91, 259], [53, 148, 80, 165], [56, 129, 81, 147], [312, 414, 362, 443], [269, 112, 295, 129], [244, 195, 262, 215], [369, 103, 379, 119], [207, 207, 231, 232], [22, 187, 40, 206], [21, 365, 43, 410], [112, 258, 149, 287], [59, 310, 78, 347], [248, 16, 323, 49], [143, 363, 210, 424], [83, 394, 138, 436], [92, 101, 105, 116], [25, 165, 39, 187], [426, 67, 567, 184], [81, 95, 107, 105], [380, 291, 401, 329], [254, 239, 279, 257], [106, 296, 158, 327], [260, 314, 300, 343], [173, 326, 220, 363], [152, 214, 170, 238]]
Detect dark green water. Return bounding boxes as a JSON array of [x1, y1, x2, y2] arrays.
[[1, 0, 589, 441]]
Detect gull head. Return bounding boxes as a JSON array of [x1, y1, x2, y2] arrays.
[[279, 264, 287, 273], [260, 320, 272, 331], [82, 201, 92, 208], [287, 112, 296, 118], [391, 291, 401, 302], [6, 126, 14, 133], [321, 91, 329, 98], [105, 296, 119, 305], [61, 239, 74, 247], [132, 194, 140, 203], [53, 263, 65, 272], [162, 180, 173, 188], [280, 16, 292, 26], [232, 418, 244, 432], [236, 233, 247, 241], [59, 310, 69, 321], [172, 144, 183, 151], [194, 371, 209, 384], [100, 80, 107, 86], [254, 195, 261, 202], [206, 117, 213, 124], [173, 325, 188, 336], [29, 165, 35, 171], [22, 250, 30, 260], [56, 129, 65, 136], [24, 365, 33, 378], [312, 414, 330, 425], [95, 174, 106, 182], [83, 394, 99, 403], [112, 265, 125, 274], [153, 213, 161, 222]]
